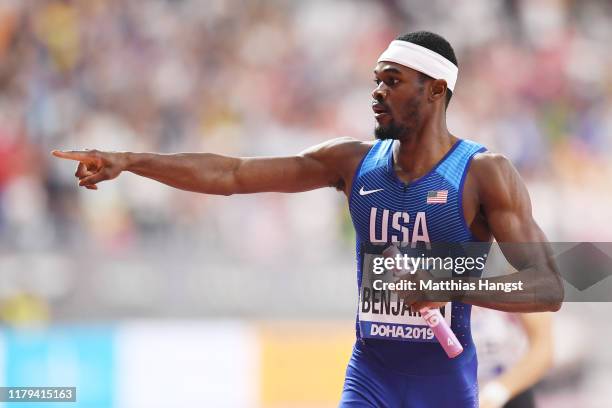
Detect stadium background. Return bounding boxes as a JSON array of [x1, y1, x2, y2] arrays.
[[1, 0, 612, 406]]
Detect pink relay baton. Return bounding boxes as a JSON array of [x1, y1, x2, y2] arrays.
[[419, 306, 463, 358], [381, 245, 463, 358]]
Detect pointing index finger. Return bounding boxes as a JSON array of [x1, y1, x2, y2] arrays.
[[51, 150, 96, 163]]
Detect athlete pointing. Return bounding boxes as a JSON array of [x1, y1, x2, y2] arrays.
[[53, 31, 562, 407]]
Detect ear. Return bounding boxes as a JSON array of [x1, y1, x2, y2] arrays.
[[428, 79, 447, 104]]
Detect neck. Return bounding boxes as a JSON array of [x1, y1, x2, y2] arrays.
[[393, 108, 456, 183]]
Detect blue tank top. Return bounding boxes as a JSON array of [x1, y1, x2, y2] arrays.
[[349, 138, 489, 375]]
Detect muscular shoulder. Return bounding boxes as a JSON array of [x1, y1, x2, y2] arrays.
[[470, 152, 516, 185], [468, 151, 529, 208], [300, 136, 373, 175], [300, 136, 374, 193], [300, 136, 373, 160]]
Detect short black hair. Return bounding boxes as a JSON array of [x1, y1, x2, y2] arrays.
[[395, 31, 457, 107]]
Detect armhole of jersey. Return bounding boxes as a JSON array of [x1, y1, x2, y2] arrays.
[[348, 142, 377, 211], [458, 147, 487, 242]]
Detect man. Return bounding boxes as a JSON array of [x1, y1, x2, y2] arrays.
[[53, 31, 562, 407]]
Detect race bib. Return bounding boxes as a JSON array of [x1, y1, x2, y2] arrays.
[[358, 251, 452, 342]]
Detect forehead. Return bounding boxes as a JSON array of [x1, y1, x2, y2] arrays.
[[373, 61, 420, 78]]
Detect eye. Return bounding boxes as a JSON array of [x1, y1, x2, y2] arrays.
[[386, 78, 399, 86], [373, 77, 399, 87]]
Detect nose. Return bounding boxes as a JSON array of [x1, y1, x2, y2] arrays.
[[371, 82, 386, 101]]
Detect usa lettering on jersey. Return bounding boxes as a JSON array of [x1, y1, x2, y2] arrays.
[[369, 207, 430, 245]]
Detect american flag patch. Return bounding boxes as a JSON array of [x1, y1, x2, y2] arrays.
[[427, 190, 448, 204]]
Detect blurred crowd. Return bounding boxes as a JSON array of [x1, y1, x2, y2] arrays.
[[2, 0, 612, 252], [1, 4, 612, 406], [1, 0, 612, 320]]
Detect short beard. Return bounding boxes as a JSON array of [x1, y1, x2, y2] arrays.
[[374, 100, 421, 141], [374, 121, 406, 140]]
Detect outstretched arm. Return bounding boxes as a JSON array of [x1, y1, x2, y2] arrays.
[[52, 137, 369, 196]]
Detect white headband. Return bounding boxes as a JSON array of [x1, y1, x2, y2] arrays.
[[377, 40, 458, 91]]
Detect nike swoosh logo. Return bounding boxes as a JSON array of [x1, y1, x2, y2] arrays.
[[359, 187, 384, 196]]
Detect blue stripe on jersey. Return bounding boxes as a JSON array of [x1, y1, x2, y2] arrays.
[[349, 138, 489, 375]]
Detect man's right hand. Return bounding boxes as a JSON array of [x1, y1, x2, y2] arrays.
[[51, 137, 369, 196], [52, 150, 128, 190]]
